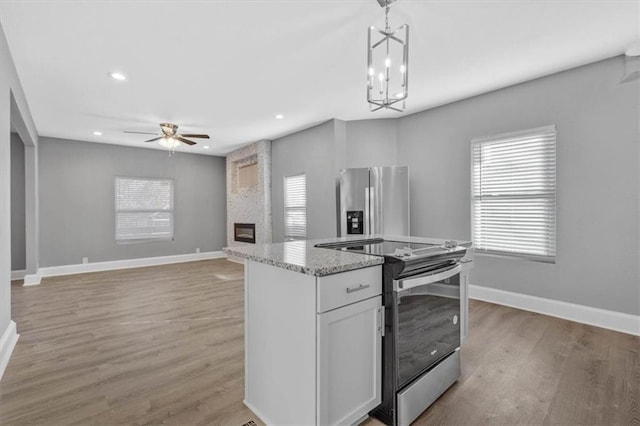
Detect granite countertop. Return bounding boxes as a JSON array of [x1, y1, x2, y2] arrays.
[[223, 234, 472, 277]]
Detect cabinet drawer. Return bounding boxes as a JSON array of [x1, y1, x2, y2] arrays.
[[316, 266, 382, 313]]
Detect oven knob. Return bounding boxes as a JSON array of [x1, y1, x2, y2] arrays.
[[453, 315, 458, 325]]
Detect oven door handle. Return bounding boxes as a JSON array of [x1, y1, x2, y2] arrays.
[[394, 264, 462, 292]]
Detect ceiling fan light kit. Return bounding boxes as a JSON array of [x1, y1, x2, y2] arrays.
[[367, 0, 409, 112], [158, 137, 181, 149]]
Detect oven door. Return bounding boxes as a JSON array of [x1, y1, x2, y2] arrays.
[[393, 264, 461, 389]]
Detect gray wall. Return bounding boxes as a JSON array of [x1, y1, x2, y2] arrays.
[[397, 56, 639, 315], [1, 22, 39, 360], [270, 118, 401, 242], [271, 121, 339, 242], [269, 55, 638, 316], [345, 119, 398, 168], [10, 133, 25, 271], [38, 138, 227, 267]]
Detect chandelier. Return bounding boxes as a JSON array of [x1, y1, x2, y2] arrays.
[[367, 0, 409, 112]]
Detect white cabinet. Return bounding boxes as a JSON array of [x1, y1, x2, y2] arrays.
[[244, 260, 382, 426], [317, 296, 382, 426], [460, 253, 473, 342], [317, 266, 382, 313], [460, 269, 469, 342]]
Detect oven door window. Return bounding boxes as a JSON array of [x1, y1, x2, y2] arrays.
[[396, 274, 461, 388]]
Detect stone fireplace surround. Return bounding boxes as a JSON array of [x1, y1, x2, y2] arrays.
[[226, 140, 272, 259]]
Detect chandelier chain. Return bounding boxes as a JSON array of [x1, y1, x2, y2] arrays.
[[385, 2, 390, 31]]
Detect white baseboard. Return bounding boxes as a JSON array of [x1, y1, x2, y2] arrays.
[[0, 321, 19, 381], [469, 284, 640, 336], [23, 273, 41, 286], [10, 270, 26, 281], [36, 251, 227, 280]]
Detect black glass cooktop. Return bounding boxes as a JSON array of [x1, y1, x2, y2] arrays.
[[316, 238, 441, 258], [341, 240, 438, 256]]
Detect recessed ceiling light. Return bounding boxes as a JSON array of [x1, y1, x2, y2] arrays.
[[92, 131, 102, 136], [203, 146, 210, 149], [275, 114, 284, 119], [108, 72, 127, 81]]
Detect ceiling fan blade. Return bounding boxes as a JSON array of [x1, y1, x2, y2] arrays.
[[179, 134, 210, 139], [144, 137, 164, 143], [177, 136, 197, 146], [124, 131, 159, 135]]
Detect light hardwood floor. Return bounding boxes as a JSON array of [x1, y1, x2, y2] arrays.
[[1, 259, 638, 425]]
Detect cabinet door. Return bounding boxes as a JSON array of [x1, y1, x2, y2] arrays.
[[317, 296, 382, 426]]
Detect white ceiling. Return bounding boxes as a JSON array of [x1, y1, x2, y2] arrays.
[[1, 1, 638, 156]]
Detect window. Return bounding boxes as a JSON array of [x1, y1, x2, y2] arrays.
[[471, 125, 556, 262], [115, 177, 174, 242], [284, 173, 307, 240]]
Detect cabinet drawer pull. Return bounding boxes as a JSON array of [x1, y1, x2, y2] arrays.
[[346, 283, 370, 294]]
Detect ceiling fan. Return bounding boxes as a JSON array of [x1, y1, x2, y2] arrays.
[[124, 123, 210, 148]]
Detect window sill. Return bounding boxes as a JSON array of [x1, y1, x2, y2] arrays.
[[474, 250, 556, 264]]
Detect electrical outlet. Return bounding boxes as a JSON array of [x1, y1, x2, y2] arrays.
[[196, 248, 200, 254], [82, 257, 89, 264]]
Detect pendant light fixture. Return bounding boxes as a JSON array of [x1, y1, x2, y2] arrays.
[[367, 0, 409, 112]]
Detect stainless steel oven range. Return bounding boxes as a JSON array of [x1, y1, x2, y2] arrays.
[[316, 239, 467, 426]]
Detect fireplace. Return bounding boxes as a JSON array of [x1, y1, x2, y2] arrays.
[[234, 223, 256, 244]]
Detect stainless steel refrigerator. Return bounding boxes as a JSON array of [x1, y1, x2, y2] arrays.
[[338, 166, 409, 237]]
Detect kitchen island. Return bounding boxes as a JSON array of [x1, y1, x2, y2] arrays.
[[224, 235, 472, 426]]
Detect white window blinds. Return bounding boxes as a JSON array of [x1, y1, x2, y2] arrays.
[[284, 173, 307, 240], [115, 177, 174, 242], [472, 125, 557, 262]]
